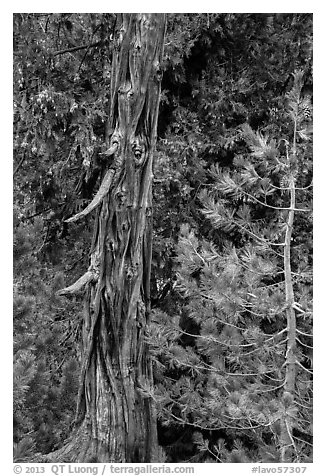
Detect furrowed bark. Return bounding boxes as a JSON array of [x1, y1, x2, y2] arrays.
[[49, 14, 166, 463]]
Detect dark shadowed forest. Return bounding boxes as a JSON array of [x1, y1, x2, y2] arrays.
[[13, 13, 312, 464]]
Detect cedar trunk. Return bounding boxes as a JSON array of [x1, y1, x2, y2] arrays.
[[52, 13, 166, 463]]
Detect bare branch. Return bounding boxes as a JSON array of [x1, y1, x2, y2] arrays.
[[100, 142, 119, 158], [295, 337, 313, 349], [57, 271, 94, 296], [65, 168, 115, 223], [13, 152, 26, 176], [295, 360, 313, 375], [53, 41, 101, 57], [292, 435, 313, 447], [241, 189, 310, 212], [285, 419, 297, 454], [296, 329, 313, 338]]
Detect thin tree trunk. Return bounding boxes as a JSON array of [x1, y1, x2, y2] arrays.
[[51, 13, 166, 463], [280, 141, 297, 462]]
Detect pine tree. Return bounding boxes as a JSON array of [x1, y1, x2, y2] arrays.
[[152, 71, 312, 462]]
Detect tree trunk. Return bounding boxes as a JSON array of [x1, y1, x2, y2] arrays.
[[52, 13, 166, 463], [280, 149, 297, 461]]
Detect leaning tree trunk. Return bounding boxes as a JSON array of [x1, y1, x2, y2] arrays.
[[54, 13, 166, 463]]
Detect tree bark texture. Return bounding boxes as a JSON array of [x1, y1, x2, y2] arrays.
[[53, 13, 166, 463]]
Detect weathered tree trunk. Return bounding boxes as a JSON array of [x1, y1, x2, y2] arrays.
[[53, 13, 166, 463]]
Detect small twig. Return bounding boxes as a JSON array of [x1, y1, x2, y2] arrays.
[[296, 329, 313, 338], [54, 358, 66, 373], [22, 207, 52, 222], [66, 252, 88, 271], [13, 152, 26, 176], [53, 41, 101, 57], [77, 24, 102, 73], [240, 189, 311, 212], [294, 399, 312, 410], [295, 337, 313, 349], [295, 360, 313, 375], [285, 419, 297, 455], [292, 435, 313, 447]]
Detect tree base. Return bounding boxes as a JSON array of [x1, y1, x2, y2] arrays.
[[30, 420, 162, 463]]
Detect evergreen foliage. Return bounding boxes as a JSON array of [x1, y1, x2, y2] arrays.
[[13, 13, 312, 463]]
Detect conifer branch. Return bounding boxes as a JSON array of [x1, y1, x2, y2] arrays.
[[235, 221, 286, 246], [295, 360, 313, 375], [296, 377, 312, 385], [294, 400, 312, 410], [264, 374, 285, 382], [222, 369, 276, 377], [163, 408, 277, 432], [264, 328, 288, 341], [295, 337, 313, 349], [292, 303, 311, 315], [182, 238, 206, 266], [296, 329, 313, 338], [240, 190, 310, 212], [249, 169, 313, 191], [241, 339, 287, 357], [241, 261, 284, 277], [177, 327, 256, 347], [285, 419, 297, 455], [256, 279, 286, 289], [251, 382, 285, 393], [292, 436, 313, 447], [171, 324, 287, 356]]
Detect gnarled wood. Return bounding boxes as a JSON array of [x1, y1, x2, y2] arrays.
[[53, 14, 166, 463], [65, 168, 116, 223], [57, 271, 94, 296]]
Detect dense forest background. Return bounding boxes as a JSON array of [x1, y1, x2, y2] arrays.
[[13, 13, 312, 463]]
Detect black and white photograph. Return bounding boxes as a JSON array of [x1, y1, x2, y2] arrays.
[[12, 8, 314, 470]]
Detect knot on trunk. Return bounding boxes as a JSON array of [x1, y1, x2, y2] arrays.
[[131, 134, 147, 166]]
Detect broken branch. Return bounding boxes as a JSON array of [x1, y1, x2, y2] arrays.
[[57, 270, 94, 296], [65, 167, 115, 223], [53, 41, 101, 57]]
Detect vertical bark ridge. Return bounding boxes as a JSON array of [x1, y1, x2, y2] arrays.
[[49, 13, 166, 463], [77, 13, 165, 462]]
